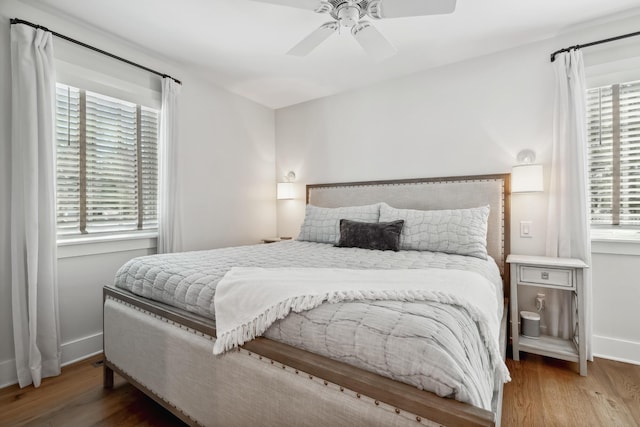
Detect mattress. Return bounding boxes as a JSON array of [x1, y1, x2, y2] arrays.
[[114, 240, 506, 409]]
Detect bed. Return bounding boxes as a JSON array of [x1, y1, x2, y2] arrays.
[[103, 173, 511, 427]]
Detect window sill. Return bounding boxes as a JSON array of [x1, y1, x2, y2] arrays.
[[57, 231, 157, 259], [591, 229, 640, 256]]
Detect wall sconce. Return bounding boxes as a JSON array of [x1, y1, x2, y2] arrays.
[[277, 171, 296, 200], [512, 150, 543, 193]]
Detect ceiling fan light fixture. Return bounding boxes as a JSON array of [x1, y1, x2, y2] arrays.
[[337, 5, 360, 27]]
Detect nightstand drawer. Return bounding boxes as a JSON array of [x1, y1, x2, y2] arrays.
[[519, 266, 573, 287]]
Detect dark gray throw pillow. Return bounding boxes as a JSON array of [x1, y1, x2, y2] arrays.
[[335, 219, 405, 252]]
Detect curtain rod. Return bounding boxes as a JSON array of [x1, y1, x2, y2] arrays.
[[550, 29, 640, 62], [10, 18, 182, 85]]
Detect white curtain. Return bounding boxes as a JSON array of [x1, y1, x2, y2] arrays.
[[546, 50, 593, 359], [158, 77, 182, 253], [10, 24, 61, 387]]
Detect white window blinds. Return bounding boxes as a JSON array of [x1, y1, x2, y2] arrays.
[[55, 83, 159, 236], [586, 81, 640, 226]]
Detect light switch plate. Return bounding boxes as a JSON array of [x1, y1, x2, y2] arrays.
[[520, 221, 533, 238]]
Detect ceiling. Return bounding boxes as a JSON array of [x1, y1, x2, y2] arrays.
[[30, 0, 640, 109]]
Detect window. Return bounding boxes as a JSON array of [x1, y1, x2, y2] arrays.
[[55, 83, 159, 236], [586, 81, 640, 227]]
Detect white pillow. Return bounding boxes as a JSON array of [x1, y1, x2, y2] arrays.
[[297, 204, 381, 244], [379, 203, 490, 259]]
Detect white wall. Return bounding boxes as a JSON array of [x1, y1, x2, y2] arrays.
[[57, 244, 155, 362], [0, 0, 276, 387], [275, 12, 640, 364], [275, 37, 554, 255], [591, 248, 640, 365]]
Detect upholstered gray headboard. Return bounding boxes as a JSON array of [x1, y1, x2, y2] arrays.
[[307, 174, 511, 284]]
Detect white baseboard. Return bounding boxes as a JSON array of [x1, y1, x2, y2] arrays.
[[61, 332, 103, 367], [593, 335, 640, 365], [0, 332, 103, 389]]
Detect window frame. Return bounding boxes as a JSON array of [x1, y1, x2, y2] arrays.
[[55, 82, 160, 241], [586, 80, 640, 230]]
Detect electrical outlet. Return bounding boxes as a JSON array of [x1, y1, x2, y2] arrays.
[[520, 221, 533, 238]]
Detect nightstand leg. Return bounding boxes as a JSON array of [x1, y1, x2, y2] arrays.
[[577, 270, 587, 376], [510, 264, 520, 361]]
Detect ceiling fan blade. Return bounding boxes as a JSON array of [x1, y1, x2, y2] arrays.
[[351, 22, 397, 61], [367, 0, 456, 19], [250, 0, 333, 13], [287, 22, 338, 56]]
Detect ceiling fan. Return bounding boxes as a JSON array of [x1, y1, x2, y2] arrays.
[[251, 0, 457, 61]]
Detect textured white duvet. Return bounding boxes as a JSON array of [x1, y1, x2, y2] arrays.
[[115, 240, 508, 409]]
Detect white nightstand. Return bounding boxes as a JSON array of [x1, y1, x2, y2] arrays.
[[507, 254, 589, 376]]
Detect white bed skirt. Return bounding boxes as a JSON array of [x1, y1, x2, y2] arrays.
[[104, 298, 440, 427]]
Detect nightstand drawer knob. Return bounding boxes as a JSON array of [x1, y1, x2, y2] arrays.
[[541, 272, 549, 280]]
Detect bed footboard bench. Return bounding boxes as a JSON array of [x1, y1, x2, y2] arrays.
[[103, 285, 503, 427]]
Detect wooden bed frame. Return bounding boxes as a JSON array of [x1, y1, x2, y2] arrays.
[[103, 173, 510, 427]]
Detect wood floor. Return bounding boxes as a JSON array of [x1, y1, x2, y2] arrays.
[[503, 354, 640, 426], [1, 353, 638, 427], [0, 355, 183, 427]]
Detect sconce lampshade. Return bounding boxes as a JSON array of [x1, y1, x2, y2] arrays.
[[512, 164, 543, 193], [277, 182, 295, 200]]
